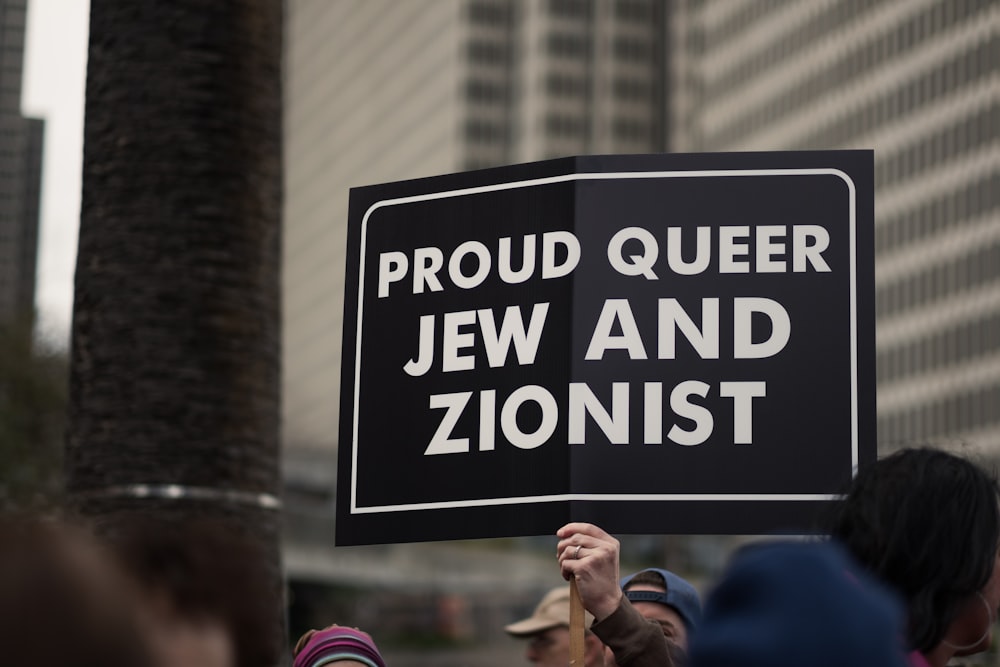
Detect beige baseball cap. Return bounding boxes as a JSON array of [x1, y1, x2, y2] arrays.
[[504, 586, 595, 636]]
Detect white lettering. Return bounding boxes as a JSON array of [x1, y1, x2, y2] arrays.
[[413, 247, 444, 294], [718, 226, 750, 273], [658, 298, 720, 360], [665, 226, 711, 275], [403, 314, 436, 377], [542, 231, 581, 279], [378, 251, 408, 298], [585, 299, 648, 360], [442, 310, 477, 372], [667, 380, 713, 446], [479, 389, 496, 451], [498, 235, 535, 284], [423, 381, 768, 454], [567, 382, 630, 445], [423, 392, 472, 455], [478, 303, 549, 368], [448, 241, 491, 289], [733, 297, 790, 359], [608, 227, 659, 279], [793, 225, 832, 272], [501, 385, 558, 449], [756, 225, 786, 273], [720, 381, 766, 445], [643, 382, 663, 444]]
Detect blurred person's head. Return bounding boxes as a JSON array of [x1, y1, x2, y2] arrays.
[[621, 568, 701, 651], [105, 513, 279, 667], [293, 625, 386, 667], [825, 447, 1000, 662], [688, 540, 909, 667], [0, 513, 153, 667], [505, 586, 607, 667]]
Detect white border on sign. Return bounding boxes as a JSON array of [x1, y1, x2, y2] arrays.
[[352, 169, 858, 514]]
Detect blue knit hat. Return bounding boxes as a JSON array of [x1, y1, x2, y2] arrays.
[[621, 568, 702, 633], [688, 541, 909, 667]]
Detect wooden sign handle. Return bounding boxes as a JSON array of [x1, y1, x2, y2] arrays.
[[569, 577, 585, 666]]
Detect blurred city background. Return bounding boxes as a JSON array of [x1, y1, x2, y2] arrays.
[[2, 0, 997, 665]]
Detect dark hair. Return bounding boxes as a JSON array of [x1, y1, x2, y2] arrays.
[[0, 514, 154, 667], [625, 569, 668, 591], [824, 448, 1000, 652], [104, 512, 281, 667]]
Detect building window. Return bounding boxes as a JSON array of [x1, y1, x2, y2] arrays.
[[547, 31, 589, 58], [468, 0, 512, 26], [549, 0, 590, 20], [546, 72, 587, 98], [613, 36, 650, 62], [467, 40, 509, 65], [545, 113, 586, 138], [466, 79, 508, 105]]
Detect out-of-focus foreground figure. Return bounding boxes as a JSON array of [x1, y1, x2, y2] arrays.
[[0, 514, 153, 667], [688, 540, 909, 667], [0, 512, 279, 667], [104, 513, 278, 667], [825, 447, 1000, 667]]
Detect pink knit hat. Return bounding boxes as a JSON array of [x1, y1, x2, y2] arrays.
[[293, 625, 386, 667]]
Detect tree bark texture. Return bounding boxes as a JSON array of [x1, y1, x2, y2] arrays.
[[67, 1, 284, 664]]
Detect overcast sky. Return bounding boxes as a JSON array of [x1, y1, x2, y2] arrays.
[[22, 0, 90, 347]]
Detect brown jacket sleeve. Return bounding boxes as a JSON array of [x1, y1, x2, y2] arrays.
[[590, 596, 675, 667]]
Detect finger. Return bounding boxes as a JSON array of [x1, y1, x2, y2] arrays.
[[556, 542, 576, 564], [560, 555, 593, 583], [556, 537, 579, 556], [560, 532, 617, 558], [556, 537, 577, 559], [557, 537, 597, 563], [557, 530, 606, 550], [557, 522, 605, 539], [556, 522, 598, 539]]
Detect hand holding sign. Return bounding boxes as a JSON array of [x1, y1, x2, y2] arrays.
[[557, 522, 623, 622], [558, 522, 683, 667], [559, 522, 622, 667]]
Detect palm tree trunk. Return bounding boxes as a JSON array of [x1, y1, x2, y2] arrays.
[[66, 2, 284, 664]]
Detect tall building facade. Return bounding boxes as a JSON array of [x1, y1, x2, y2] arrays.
[[285, 0, 998, 486], [666, 0, 998, 454], [286, 0, 997, 464], [463, 0, 669, 168], [284, 0, 669, 457], [281, 2, 673, 648], [0, 0, 43, 325], [282, 2, 998, 656], [284, 0, 463, 462]]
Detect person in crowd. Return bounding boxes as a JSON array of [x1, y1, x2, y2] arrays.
[[686, 540, 910, 667], [293, 624, 387, 667], [106, 513, 278, 667], [0, 513, 154, 667], [558, 522, 910, 667], [558, 525, 677, 667], [621, 567, 701, 652], [560, 447, 1000, 667], [824, 447, 1000, 667], [505, 585, 611, 667]]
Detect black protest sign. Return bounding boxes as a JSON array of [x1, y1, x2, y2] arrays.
[[336, 151, 874, 546]]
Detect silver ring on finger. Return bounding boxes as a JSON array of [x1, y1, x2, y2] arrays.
[[574, 545, 582, 559]]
